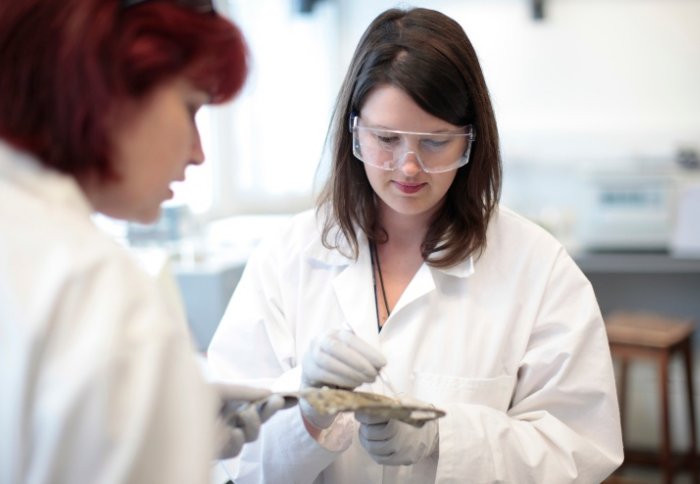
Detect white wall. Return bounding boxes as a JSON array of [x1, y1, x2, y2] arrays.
[[197, 0, 699, 216], [337, 0, 700, 163]]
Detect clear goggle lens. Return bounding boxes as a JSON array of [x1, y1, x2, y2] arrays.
[[351, 116, 475, 174]]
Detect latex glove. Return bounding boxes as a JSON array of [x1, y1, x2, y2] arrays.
[[355, 411, 439, 465], [214, 383, 286, 459], [300, 330, 386, 429]]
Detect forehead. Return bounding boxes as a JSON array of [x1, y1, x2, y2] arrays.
[[360, 84, 458, 132]]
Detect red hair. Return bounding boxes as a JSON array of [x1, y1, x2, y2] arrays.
[[0, 0, 247, 180]]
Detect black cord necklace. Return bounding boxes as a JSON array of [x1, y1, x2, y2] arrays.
[[370, 241, 391, 332]]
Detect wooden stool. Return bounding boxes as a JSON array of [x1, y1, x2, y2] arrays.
[[605, 312, 699, 484]]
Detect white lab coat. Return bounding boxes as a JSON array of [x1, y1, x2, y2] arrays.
[[0, 141, 218, 484], [208, 208, 624, 483]]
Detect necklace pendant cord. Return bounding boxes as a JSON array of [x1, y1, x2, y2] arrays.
[[370, 241, 391, 332], [369, 242, 403, 399]]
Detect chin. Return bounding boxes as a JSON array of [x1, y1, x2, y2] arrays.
[[387, 199, 433, 216], [94, 197, 162, 224], [125, 205, 162, 224], [137, 209, 162, 224]]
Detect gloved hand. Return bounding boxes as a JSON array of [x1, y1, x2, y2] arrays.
[[214, 383, 286, 459], [300, 330, 386, 429], [355, 410, 439, 465]]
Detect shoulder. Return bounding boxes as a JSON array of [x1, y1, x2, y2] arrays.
[[479, 205, 584, 281], [41, 210, 151, 290], [242, 209, 353, 284], [3, 193, 170, 337], [252, 209, 338, 261], [0, 150, 138, 286], [489, 206, 559, 245], [3, 197, 131, 287], [0, 145, 178, 346], [486, 205, 565, 258]]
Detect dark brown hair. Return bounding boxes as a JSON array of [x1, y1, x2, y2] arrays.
[[0, 0, 247, 181], [316, 7, 501, 267]]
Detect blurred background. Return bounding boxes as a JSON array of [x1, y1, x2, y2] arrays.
[[116, 0, 700, 249], [99, 1, 700, 480]]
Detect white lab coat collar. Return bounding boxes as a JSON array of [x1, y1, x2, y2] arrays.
[[300, 223, 377, 342], [301, 221, 475, 344], [429, 251, 475, 279], [0, 140, 92, 218], [301, 222, 476, 278]]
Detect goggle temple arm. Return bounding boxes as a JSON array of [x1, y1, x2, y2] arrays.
[[348, 112, 359, 133]]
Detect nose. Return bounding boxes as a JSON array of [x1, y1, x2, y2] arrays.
[[397, 151, 423, 177], [190, 125, 205, 166]]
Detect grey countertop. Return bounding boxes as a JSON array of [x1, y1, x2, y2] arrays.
[[574, 251, 700, 274]]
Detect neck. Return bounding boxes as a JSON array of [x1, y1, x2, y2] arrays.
[[76, 172, 106, 211], [377, 201, 437, 249], [77, 172, 148, 223]]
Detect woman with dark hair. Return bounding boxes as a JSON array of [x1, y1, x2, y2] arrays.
[[209, 7, 623, 483], [0, 1, 282, 483]]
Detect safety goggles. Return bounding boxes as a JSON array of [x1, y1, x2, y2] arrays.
[[120, 0, 215, 14], [351, 116, 475, 174]]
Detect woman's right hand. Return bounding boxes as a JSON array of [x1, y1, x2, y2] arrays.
[[300, 330, 386, 429]]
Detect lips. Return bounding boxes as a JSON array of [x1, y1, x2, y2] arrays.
[[393, 181, 426, 194]]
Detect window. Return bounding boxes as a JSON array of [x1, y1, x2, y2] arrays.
[[174, 0, 341, 219]]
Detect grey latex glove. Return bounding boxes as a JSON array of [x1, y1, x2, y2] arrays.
[[214, 383, 286, 459], [300, 330, 386, 429], [356, 410, 439, 465]]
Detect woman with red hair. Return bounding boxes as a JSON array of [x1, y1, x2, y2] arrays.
[[0, 1, 282, 482]]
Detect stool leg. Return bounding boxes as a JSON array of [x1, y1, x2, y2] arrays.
[[618, 358, 629, 443], [683, 340, 699, 484], [660, 351, 673, 484]]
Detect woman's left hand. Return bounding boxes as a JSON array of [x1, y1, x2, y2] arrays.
[[355, 409, 439, 465]]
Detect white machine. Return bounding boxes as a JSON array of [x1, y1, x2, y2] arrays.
[[577, 170, 676, 251], [670, 178, 700, 256]]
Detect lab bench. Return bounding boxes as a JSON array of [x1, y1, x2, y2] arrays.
[[574, 251, 700, 323]]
